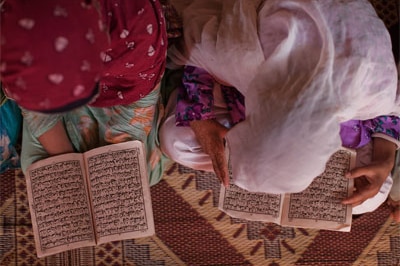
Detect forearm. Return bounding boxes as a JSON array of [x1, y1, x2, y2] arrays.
[[390, 152, 400, 201], [189, 120, 228, 144], [22, 109, 74, 156], [372, 137, 396, 169], [37, 120, 74, 156], [370, 115, 400, 149], [189, 119, 229, 186]]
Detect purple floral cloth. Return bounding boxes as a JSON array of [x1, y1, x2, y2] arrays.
[[339, 117, 400, 149], [175, 66, 400, 148], [175, 66, 244, 126]]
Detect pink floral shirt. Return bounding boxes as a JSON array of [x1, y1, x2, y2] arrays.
[[0, 0, 167, 112]]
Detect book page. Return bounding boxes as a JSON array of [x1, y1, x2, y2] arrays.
[[84, 141, 155, 244], [26, 154, 96, 258], [280, 149, 355, 231], [218, 151, 283, 223], [219, 184, 283, 223]]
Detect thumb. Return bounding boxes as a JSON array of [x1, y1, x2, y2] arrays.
[[392, 209, 400, 223], [345, 165, 375, 179]]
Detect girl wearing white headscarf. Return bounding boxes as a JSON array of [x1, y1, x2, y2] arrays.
[[160, 0, 399, 215]]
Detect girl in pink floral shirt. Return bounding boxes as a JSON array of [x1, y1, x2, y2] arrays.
[[1, 0, 169, 185]]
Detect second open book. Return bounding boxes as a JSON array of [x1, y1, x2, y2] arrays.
[[219, 149, 356, 232], [25, 140, 154, 257]]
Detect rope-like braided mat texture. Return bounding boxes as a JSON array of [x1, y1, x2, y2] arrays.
[[1, 0, 399, 265], [1, 164, 399, 266], [369, 0, 399, 28]]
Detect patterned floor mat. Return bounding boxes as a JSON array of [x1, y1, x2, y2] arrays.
[[1, 166, 399, 265], [1, 0, 399, 265]]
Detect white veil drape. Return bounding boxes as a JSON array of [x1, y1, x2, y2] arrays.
[[168, 0, 399, 193]]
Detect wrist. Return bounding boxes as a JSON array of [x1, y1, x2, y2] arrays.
[[372, 138, 396, 170]]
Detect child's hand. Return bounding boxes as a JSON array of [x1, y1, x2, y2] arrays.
[[342, 160, 393, 206], [387, 196, 400, 222], [190, 119, 229, 187], [342, 138, 396, 207]]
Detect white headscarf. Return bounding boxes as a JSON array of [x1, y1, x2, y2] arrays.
[[169, 0, 399, 193]]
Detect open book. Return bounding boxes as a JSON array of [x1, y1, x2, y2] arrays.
[[219, 149, 356, 232], [25, 140, 154, 258]]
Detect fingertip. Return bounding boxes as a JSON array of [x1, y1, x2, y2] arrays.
[[341, 197, 351, 205], [391, 211, 400, 223], [222, 177, 229, 187], [342, 196, 362, 206], [342, 194, 353, 203]]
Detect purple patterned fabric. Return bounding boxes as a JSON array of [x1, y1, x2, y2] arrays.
[[175, 66, 400, 147], [175, 66, 244, 126], [340, 116, 400, 149]]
